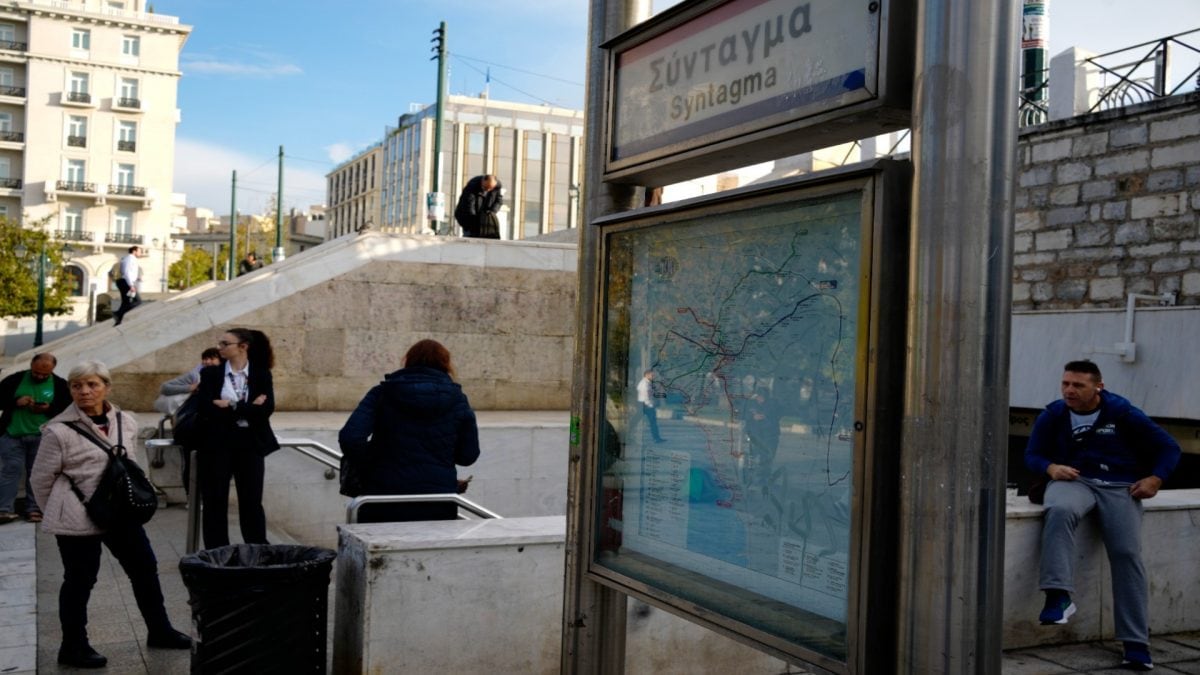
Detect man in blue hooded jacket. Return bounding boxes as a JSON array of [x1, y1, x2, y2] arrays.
[[1025, 360, 1180, 672]]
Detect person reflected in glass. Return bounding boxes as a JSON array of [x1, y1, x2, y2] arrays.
[[31, 361, 191, 668], [339, 339, 480, 523], [196, 328, 279, 547]]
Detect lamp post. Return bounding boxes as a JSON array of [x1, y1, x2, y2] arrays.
[[152, 237, 171, 292], [14, 240, 56, 348]]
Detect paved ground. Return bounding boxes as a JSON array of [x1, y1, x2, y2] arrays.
[[0, 502, 1197, 673]]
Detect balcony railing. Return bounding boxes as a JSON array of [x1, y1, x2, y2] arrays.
[[56, 180, 95, 193], [115, 97, 141, 109], [55, 229, 92, 242], [1087, 28, 1200, 113], [105, 232, 140, 244], [117, 139, 136, 152], [0, 131, 23, 143], [65, 91, 91, 104], [0, 85, 25, 97], [0, 40, 27, 52], [67, 135, 87, 148], [0, 177, 21, 189], [108, 184, 146, 197]]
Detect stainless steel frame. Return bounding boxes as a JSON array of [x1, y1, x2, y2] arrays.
[[344, 494, 503, 523]]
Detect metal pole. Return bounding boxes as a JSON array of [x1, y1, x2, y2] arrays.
[[228, 170, 237, 280], [33, 242, 45, 347], [432, 21, 447, 234], [274, 145, 286, 262], [561, 0, 648, 673], [898, 0, 1019, 672], [186, 449, 199, 553]]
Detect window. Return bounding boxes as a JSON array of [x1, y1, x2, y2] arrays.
[[64, 207, 83, 232], [71, 29, 90, 51], [0, 204, 7, 217], [118, 120, 136, 151], [107, 1, 126, 9], [0, 68, 11, 86], [66, 159, 86, 183], [0, 24, 14, 43], [113, 209, 132, 235], [0, 112, 11, 132], [115, 163, 135, 187], [122, 35, 139, 57], [0, 157, 9, 178], [68, 72, 90, 103], [68, 115, 87, 146], [63, 266, 85, 297], [118, 78, 139, 105]]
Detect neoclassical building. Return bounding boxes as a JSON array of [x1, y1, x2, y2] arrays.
[[2, 0, 190, 316]]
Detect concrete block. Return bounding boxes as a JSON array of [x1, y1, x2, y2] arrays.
[[1152, 216, 1198, 240], [1056, 162, 1093, 184], [1183, 271, 1200, 296], [1080, 179, 1116, 201], [1050, 184, 1080, 206], [1019, 166, 1054, 188], [1036, 229, 1072, 251], [1058, 247, 1121, 262], [1073, 224, 1110, 247], [1094, 150, 1149, 177], [1056, 279, 1088, 302], [1031, 138, 1073, 163], [1089, 277, 1124, 301], [1149, 112, 1200, 142], [1046, 207, 1087, 228], [1109, 123, 1147, 148], [1114, 221, 1150, 245], [1120, 259, 1149, 275], [1015, 211, 1042, 232], [1151, 139, 1200, 168], [1181, 239, 1200, 253], [1015, 191, 1029, 209], [1128, 277, 1156, 295], [1015, 253, 1057, 266], [1031, 282, 1054, 302], [1014, 233, 1032, 253], [1128, 243, 1176, 258], [1130, 192, 1187, 219], [1028, 187, 1050, 208], [1071, 132, 1108, 156], [1012, 282, 1031, 303], [1188, 166, 1200, 187], [1151, 257, 1192, 274], [1159, 275, 1182, 294], [1147, 170, 1183, 192], [1100, 201, 1127, 221], [1020, 268, 1047, 282], [1096, 263, 1118, 277]]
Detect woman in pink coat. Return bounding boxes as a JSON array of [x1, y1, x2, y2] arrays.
[[31, 360, 191, 669]]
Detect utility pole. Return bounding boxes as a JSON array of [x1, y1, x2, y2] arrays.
[[274, 145, 286, 262], [228, 170, 237, 280], [430, 21, 448, 234]]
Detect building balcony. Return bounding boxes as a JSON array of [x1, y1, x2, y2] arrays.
[[117, 139, 136, 152], [55, 229, 93, 243], [108, 184, 146, 198], [0, 130, 23, 147], [67, 135, 86, 148], [0, 177, 20, 191], [0, 40, 27, 52], [0, 85, 25, 98], [112, 97, 142, 112], [62, 91, 93, 107], [105, 231, 141, 244], [56, 180, 95, 194]]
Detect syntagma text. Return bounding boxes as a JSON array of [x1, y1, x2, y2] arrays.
[[670, 68, 778, 122]]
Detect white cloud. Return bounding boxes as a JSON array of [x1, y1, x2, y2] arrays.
[[325, 142, 356, 164], [173, 138, 328, 214], [182, 59, 303, 78]]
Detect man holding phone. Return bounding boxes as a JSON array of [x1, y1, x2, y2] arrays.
[[0, 353, 71, 522]]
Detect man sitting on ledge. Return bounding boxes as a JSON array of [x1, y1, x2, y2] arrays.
[[1025, 359, 1181, 672]]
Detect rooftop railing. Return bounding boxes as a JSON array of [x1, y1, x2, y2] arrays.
[[1087, 28, 1200, 113]]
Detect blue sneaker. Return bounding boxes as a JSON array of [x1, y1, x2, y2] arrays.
[[1121, 642, 1153, 671], [1038, 592, 1076, 625]]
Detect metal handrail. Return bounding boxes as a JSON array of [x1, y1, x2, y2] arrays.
[[346, 494, 503, 523], [275, 437, 342, 479]]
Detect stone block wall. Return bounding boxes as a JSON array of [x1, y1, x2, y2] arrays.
[[1013, 92, 1200, 309], [111, 258, 576, 411]]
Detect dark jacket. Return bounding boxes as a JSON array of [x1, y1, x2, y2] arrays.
[[338, 366, 479, 497], [453, 176, 503, 235], [1024, 390, 1181, 483], [0, 370, 72, 437], [194, 362, 280, 455]]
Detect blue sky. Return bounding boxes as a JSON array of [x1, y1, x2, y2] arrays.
[[158, 0, 1199, 214]]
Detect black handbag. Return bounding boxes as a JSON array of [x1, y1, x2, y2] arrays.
[[171, 392, 204, 447], [63, 415, 158, 529]]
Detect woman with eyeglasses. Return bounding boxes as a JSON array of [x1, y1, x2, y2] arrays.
[[194, 328, 279, 548]]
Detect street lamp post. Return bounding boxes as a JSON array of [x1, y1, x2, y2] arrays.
[[153, 237, 171, 292], [15, 240, 48, 348]]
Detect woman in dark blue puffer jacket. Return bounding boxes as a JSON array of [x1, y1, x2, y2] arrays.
[[338, 339, 480, 522]]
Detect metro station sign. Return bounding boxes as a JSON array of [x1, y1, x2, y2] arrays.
[[604, 0, 912, 184]]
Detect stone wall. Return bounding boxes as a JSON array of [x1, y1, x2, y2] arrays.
[[1013, 92, 1200, 310]]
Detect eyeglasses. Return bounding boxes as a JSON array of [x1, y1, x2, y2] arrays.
[[216, 340, 243, 348]]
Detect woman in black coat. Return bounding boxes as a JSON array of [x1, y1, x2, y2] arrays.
[[339, 339, 480, 522], [196, 327, 279, 547]]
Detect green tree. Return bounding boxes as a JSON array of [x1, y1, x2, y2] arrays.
[[168, 246, 215, 289], [0, 218, 75, 318]]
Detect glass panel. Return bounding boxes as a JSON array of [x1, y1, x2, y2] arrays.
[[122, 35, 139, 56], [595, 190, 865, 661], [63, 266, 85, 296], [114, 210, 132, 234], [0, 25, 13, 42], [72, 30, 90, 50], [70, 73, 89, 93], [0, 68, 12, 86], [119, 121, 136, 141], [117, 164, 134, 185], [66, 160, 85, 182], [63, 208, 82, 230], [69, 116, 86, 136], [0, 112, 11, 131], [120, 78, 138, 99]]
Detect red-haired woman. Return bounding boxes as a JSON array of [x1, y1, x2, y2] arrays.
[[338, 339, 480, 522]]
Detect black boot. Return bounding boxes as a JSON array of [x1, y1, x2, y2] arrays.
[[147, 626, 192, 649], [57, 643, 107, 668]]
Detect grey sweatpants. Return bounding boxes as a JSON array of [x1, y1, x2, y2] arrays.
[[1039, 477, 1148, 644]]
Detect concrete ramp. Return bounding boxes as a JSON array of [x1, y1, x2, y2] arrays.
[[6, 232, 578, 411]]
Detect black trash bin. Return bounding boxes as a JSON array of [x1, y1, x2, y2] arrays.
[[179, 544, 337, 674]]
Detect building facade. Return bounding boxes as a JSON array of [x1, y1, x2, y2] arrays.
[[1, 0, 190, 312], [326, 143, 381, 238], [326, 95, 584, 240]]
